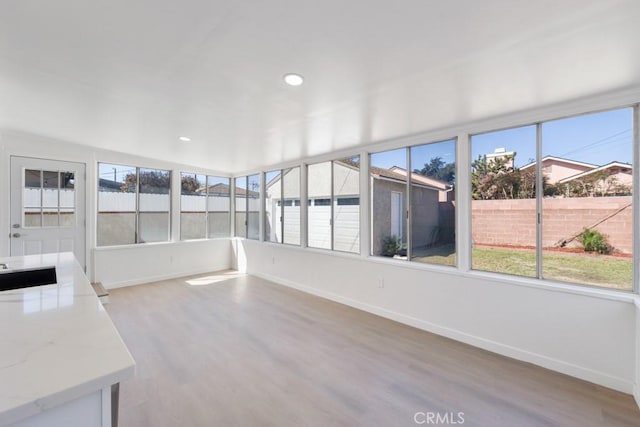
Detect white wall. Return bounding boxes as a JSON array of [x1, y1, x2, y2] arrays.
[[235, 239, 636, 394], [0, 130, 232, 287], [94, 239, 231, 288]]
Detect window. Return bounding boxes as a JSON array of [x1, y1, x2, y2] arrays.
[[336, 197, 359, 206], [371, 149, 407, 257], [471, 126, 537, 277], [98, 163, 170, 246], [207, 176, 231, 238], [180, 173, 206, 240], [234, 175, 260, 240], [370, 142, 456, 263], [234, 176, 247, 238], [24, 169, 76, 228], [333, 157, 360, 253], [282, 167, 301, 245], [307, 157, 360, 253], [542, 108, 633, 290], [264, 170, 281, 242], [180, 173, 230, 240], [307, 162, 332, 249], [470, 107, 634, 291], [247, 174, 260, 240], [263, 168, 300, 245], [410, 140, 456, 266]]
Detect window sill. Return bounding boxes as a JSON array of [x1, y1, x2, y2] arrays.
[[94, 238, 230, 251]]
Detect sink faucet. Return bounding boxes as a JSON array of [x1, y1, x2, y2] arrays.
[[0, 263, 7, 270]]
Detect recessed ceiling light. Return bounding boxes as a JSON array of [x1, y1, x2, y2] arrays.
[[283, 73, 304, 86], [179, 136, 191, 142]]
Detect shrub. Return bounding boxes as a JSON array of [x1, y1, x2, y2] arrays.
[[581, 228, 612, 254], [382, 236, 402, 257]]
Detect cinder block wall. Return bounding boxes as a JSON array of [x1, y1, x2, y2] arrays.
[[472, 196, 632, 253]]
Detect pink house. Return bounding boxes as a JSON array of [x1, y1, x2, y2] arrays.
[[520, 156, 595, 184]]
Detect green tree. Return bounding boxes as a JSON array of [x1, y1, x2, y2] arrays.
[[120, 170, 170, 193], [181, 175, 200, 194], [414, 156, 456, 184]]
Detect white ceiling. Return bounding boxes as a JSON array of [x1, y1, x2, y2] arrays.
[[1, 0, 639, 173]]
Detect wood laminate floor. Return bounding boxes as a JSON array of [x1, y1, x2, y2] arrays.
[[106, 271, 640, 426]]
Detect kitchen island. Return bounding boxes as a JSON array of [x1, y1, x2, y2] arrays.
[[0, 252, 135, 427]]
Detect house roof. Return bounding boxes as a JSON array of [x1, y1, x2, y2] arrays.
[[388, 167, 451, 190], [328, 159, 452, 191], [558, 161, 633, 183], [99, 178, 124, 191], [520, 156, 597, 171]]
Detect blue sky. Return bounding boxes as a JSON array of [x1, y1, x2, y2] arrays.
[[373, 107, 633, 171], [473, 107, 633, 168]]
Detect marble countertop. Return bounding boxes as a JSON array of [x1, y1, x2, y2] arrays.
[[0, 252, 135, 426]]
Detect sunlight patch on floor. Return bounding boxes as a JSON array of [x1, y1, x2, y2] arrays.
[[185, 270, 245, 286]]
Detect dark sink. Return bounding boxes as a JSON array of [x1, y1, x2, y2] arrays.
[[0, 266, 57, 291]]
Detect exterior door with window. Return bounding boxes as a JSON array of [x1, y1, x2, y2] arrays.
[[10, 156, 86, 269]]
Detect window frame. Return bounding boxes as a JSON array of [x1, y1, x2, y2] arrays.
[[468, 104, 638, 292], [369, 139, 458, 266], [97, 162, 171, 246], [179, 172, 230, 241]]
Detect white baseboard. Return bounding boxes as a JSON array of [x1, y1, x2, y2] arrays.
[[253, 271, 633, 395], [104, 264, 231, 289], [634, 385, 640, 409]]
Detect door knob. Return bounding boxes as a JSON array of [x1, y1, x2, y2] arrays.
[[12, 233, 21, 238]]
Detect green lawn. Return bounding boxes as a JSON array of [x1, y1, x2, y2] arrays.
[[412, 245, 632, 290]]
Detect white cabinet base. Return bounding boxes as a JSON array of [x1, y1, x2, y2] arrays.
[[9, 387, 111, 427]]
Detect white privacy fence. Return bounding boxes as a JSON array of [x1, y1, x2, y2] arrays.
[[24, 188, 75, 208], [181, 195, 232, 212], [234, 197, 261, 212], [98, 192, 168, 212]]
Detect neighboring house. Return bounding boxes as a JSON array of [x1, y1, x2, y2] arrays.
[[517, 155, 631, 195], [557, 161, 633, 188], [485, 147, 516, 169], [520, 156, 596, 184], [196, 182, 233, 197], [265, 162, 454, 256], [369, 165, 453, 256]]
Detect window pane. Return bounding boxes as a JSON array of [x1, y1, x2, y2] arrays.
[[97, 213, 136, 246], [264, 171, 281, 242], [471, 126, 537, 277], [308, 162, 332, 250], [60, 172, 75, 208], [97, 163, 137, 246], [138, 168, 170, 242], [247, 174, 260, 240], [181, 173, 206, 240], [42, 170, 59, 227], [282, 167, 300, 245], [542, 108, 633, 290], [334, 157, 360, 253], [139, 212, 170, 243], [23, 169, 41, 227], [235, 176, 247, 237], [370, 149, 406, 257], [410, 140, 456, 266], [60, 208, 75, 227], [207, 176, 230, 238]]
